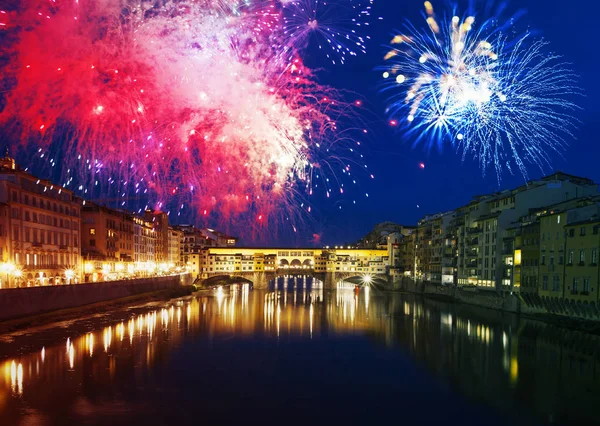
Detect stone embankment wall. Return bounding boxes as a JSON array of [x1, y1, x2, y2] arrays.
[[0, 274, 189, 321], [393, 276, 528, 316]]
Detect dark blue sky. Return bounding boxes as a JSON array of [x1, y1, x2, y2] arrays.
[[2, 0, 598, 247], [304, 0, 600, 246]]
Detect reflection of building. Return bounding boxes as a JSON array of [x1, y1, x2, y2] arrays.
[[0, 153, 81, 287]]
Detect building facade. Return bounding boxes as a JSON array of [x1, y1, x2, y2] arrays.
[[0, 154, 81, 287], [81, 202, 135, 282], [402, 173, 599, 295]]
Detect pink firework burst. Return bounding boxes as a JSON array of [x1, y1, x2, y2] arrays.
[[0, 0, 366, 239]]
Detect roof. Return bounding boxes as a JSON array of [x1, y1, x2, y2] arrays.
[[564, 217, 600, 227]]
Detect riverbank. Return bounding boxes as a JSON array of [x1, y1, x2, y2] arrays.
[[0, 274, 192, 321], [0, 285, 196, 335]]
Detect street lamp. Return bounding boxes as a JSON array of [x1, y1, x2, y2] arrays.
[[12, 268, 22, 287], [64, 269, 75, 285], [362, 274, 372, 285]]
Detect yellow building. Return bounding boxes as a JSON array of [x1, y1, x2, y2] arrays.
[[564, 218, 600, 303], [197, 247, 388, 279]]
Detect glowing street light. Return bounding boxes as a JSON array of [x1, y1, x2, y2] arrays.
[[362, 274, 372, 285], [64, 269, 75, 285]]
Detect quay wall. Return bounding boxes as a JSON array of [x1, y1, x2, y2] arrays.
[[392, 276, 600, 321], [0, 274, 189, 321]]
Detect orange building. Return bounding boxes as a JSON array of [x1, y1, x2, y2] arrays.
[[80, 202, 134, 282], [0, 152, 81, 287]]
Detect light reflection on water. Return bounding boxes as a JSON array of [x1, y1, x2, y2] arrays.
[[0, 285, 598, 425]]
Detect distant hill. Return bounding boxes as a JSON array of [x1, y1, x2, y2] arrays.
[[356, 222, 408, 248]]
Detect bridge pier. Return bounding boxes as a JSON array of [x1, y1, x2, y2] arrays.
[[324, 272, 336, 290], [252, 272, 270, 289]]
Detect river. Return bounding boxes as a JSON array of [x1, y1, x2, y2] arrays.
[[0, 280, 598, 425]]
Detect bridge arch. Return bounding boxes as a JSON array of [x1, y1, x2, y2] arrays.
[[290, 259, 302, 269], [201, 274, 254, 288]]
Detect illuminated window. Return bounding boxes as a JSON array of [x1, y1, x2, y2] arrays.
[[90, 228, 96, 235], [514, 250, 521, 266]]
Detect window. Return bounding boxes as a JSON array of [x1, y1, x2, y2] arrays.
[[572, 279, 578, 294], [90, 228, 96, 235], [542, 275, 549, 291], [569, 229, 575, 237], [583, 279, 590, 294], [552, 275, 560, 291], [568, 250, 574, 265], [541, 255, 546, 265], [557, 216, 561, 224], [581, 227, 587, 236], [593, 249, 598, 265], [594, 226, 599, 235], [559, 255, 564, 265], [579, 249, 585, 264]]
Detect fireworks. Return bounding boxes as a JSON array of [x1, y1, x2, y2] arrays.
[[0, 0, 367, 237], [381, 1, 580, 181], [281, 0, 375, 65]]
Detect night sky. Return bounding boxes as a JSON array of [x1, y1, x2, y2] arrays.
[[1, 0, 598, 246], [308, 0, 600, 246]]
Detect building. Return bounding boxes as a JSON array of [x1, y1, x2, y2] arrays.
[[561, 206, 600, 303], [197, 247, 388, 279], [133, 215, 156, 274], [168, 226, 183, 266], [80, 202, 134, 282], [415, 212, 455, 285], [145, 210, 169, 263], [455, 173, 597, 291], [0, 152, 81, 287], [400, 172, 599, 293]]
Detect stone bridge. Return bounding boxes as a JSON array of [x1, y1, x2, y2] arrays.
[[200, 270, 389, 290]]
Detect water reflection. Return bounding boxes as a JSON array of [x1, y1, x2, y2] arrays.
[[0, 287, 598, 425]]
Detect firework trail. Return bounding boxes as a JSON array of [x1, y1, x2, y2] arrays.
[[0, 0, 368, 238], [380, 1, 580, 181], [281, 0, 376, 65]]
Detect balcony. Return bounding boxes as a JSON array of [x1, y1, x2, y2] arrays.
[[466, 227, 481, 235], [32, 242, 43, 248], [466, 238, 479, 247]]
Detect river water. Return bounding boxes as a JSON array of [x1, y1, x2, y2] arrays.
[[0, 281, 598, 426]]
